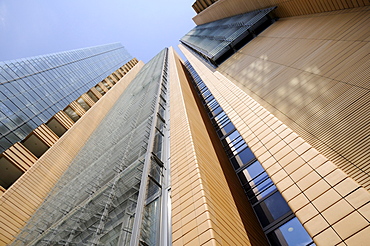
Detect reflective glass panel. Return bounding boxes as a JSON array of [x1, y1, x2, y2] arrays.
[[267, 217, 314, 246], [254, 192, 291, 227]]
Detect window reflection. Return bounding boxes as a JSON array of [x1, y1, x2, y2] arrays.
[[152, 130, 163, 160], [254, 192, 291, 227], [267, 218, 314, 246], [64, 107, 80, 122], [230, 147, 255, 169], [140, 198, 160, 246]]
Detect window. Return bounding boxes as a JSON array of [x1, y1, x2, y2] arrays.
[[253, 192, 291, 227], [267, 218, 315, 246], [158, 104, 165, 120], [156, 117, 165, 133], [87, 91, 99, 102], [184, 61, 313, 246], [112, 73, 119, 81], [152, 130, 163, 160], [102, 81, 111, 89], [64, 106, 80, 122], [77, 98, 90, 111], [95, 85, 105, 95]]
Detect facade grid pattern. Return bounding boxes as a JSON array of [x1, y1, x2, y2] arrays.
[[185, 60, 314, 246], [11, 50, 167, 246], [0, 43, 132, 152]]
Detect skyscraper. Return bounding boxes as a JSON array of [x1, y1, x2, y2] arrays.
[[175, 0, 369, 245], [0, 43, 132, 152], [0, 45, 140, 245], [1, 0, 369, 245], [8, 49, 170, 246]]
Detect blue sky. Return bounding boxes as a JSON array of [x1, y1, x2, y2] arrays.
[[0, 0, 196, 63]]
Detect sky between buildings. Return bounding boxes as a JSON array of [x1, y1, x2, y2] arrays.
[[0, 0, 196, 63]]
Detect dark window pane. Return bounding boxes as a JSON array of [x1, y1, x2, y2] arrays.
[[231, 147, 255, 168], [211, 106, 222, 116], [217, 122, 235, 138], [254, 192, 291, 227], [152, 131, 163, 160]]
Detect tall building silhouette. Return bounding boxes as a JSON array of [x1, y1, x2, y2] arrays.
[[1, 0, 369, 245], [0, 43, 132, 153]]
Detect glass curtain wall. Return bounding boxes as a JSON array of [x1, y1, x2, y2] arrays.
[[0, 43, 131, 152], [12, 49, 169, 246]]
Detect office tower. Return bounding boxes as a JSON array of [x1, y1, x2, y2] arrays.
[[177, 0, 369, 245], [8, 49, 170, 246], [0, 45, 140, 245], [1, 0, 369, 245], [0, 43, 132, 153]]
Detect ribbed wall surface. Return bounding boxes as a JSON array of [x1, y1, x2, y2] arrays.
[[169, 47, 268, 246], [2, 143, 37, 172], [218, 7, 370, 190], [192, 0, 219, 14], [180, 43, 370, 246], [193, 0, 370, 25]]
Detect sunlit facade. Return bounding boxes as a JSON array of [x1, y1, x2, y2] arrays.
[[0, 0, 369, 245], [10, 49, 170, 246], [175, 0, 369, 245]]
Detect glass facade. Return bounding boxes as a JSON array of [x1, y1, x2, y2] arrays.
[[12, 49, 170, 246], [180, 7, 276, 65], [0, 43, 132, 152], [185, 61, 314, 246]]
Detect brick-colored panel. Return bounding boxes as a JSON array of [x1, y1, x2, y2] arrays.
[[180, 43, 370, 245], [0, 61, 144, 245], [33, 124, 59, 147], [53, 110, 75, 129], [217, 7, 370, 190], [80, 93, 95, 107], [0, 186, 5, 196], [169, 47, 268, 246], [2, 142, 37, 172], [193, 0, 370, 25]]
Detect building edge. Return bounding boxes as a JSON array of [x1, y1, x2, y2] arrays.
[[192, 0, 370, 25], [0, 60, 144, 246], [179, 43, 370, 245]]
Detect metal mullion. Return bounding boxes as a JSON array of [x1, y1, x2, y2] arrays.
[[262, 213, 295, 234], [159, 52, 171, 246], [250, 189, 279, 208]]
